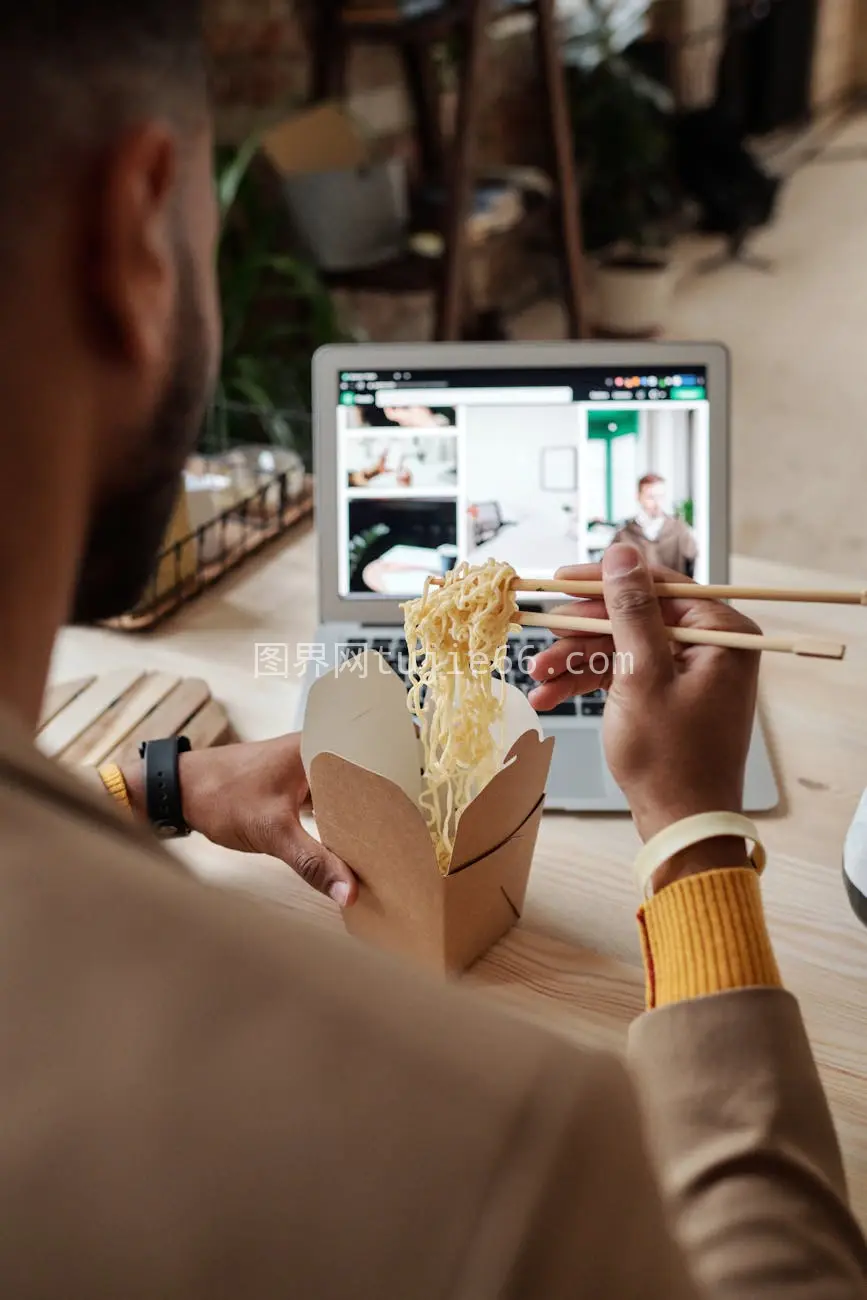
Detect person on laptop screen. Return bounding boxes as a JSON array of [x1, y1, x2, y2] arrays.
[[613, 473, 698, 577]]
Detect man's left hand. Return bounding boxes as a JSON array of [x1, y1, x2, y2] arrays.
[[123, 735, 358, 908]]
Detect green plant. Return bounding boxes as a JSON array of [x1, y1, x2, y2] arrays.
[[674, 498, 695, 527], [202, 138, 346, 465], [563, 0, 678, 257], [349, 525, 390, 580]]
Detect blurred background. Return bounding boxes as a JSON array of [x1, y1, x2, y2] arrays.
[[153, 0, 867, 633]]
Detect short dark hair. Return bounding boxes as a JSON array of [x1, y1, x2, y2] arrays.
[[638, 473, 665, 491], [0, 2, 208, 228]]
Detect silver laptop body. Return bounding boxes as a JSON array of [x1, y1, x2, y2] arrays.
[[296, 341, 778, 814]]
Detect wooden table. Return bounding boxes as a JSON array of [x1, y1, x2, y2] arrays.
[[51, 527, 867, 1221]]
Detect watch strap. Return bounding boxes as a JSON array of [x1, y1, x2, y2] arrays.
[[138, 737, 192, 838]]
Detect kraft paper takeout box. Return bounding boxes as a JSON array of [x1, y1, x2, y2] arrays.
[[301, 651, 554, 975]]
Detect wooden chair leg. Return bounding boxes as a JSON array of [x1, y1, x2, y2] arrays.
[[309, 0, 347, 101], [533, 0, 587, 338], [401, 40, 446, 185], [435, 0, 493, 342]]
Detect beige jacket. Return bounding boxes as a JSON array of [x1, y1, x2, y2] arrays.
[[614, 516, 698, 576], [0, 705, 865, 1298]]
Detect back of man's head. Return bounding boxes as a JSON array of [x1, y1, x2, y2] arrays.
[[0, 3, 207, 234], [0, 1, 220, 629]]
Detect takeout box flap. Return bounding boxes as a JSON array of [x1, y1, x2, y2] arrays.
[[443, 800, 546, 972], [308, 751, 446, 967], [496, 678, 544, 752], [301, 650, 422, 806], [448, 730, 554, 872]]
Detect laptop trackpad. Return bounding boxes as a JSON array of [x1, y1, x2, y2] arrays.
[[546, 727, 609, 800]]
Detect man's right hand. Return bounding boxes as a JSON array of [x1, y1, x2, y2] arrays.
[[529, 544, 760, 889]]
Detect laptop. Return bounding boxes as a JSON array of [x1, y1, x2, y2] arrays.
[[298, 341, 779, 813]]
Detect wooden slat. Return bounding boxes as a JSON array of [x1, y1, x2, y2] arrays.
[[107, 678, 213, 768], [37, 669, 144, 759], [63, 672, 182, 767], [39, 677, 95, 729], [184, 699, 232, 751]]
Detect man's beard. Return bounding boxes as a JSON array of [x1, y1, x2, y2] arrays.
[[71, 260, 214, 624]]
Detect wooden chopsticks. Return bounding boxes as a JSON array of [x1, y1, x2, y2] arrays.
[[428, 574, 866, 605], [515, 576, 858, 657], [513, 579, 867, 605], [426, 572, 858, 659], [516, 611, 846, 660]]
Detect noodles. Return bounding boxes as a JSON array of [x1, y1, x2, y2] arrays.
[[401, 559, 519, 872]]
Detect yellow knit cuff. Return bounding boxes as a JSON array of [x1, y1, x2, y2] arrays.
[[98, 763, 132, 814], [637, 867, 782, 1010]]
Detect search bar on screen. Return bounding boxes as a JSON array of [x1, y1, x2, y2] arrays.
[[374, 387, 573, 407]]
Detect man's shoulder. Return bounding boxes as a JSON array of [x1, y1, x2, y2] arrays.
[[0, 760, 575, 1092], [0, 761, 629, 1296], [0, 744, 182, 878], [0, 746, 614, 1146]]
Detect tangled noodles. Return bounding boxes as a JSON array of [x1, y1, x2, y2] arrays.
[[401, 559, 519, 871]]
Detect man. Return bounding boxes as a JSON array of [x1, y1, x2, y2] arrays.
[[613, 473, 698, 576], [1, 6, 865, 1298]]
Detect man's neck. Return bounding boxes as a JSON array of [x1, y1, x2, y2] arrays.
[[635, 508, 666, 541], [0, 393, 90, 732], [0, 509, 82, 730], [0, 238, 103, 732], [0, 604, 64, 733]]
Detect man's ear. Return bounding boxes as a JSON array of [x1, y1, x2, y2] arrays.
[[87, 124, 180, 378]]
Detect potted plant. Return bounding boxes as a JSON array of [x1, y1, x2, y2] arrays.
[[564, 0, 679, 337], [204, 136, 347, 468]]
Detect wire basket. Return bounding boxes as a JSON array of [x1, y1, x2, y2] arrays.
[[101, 407, 314, 633]]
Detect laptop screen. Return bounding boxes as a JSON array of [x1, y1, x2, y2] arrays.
[[336, 363, 710, 603]]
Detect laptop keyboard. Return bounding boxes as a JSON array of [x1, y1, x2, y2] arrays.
[[340, 636, 607, 719]]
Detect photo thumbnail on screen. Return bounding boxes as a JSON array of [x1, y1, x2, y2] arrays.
[[347, 497, 459, 595], [346, 435, 458, 491], [348, 404, 457, 431]]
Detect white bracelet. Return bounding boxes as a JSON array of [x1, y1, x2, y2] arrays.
[[634, 811, 766, 900]]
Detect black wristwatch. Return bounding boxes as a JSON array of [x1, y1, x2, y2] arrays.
[[138, 737, 192, 839]]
